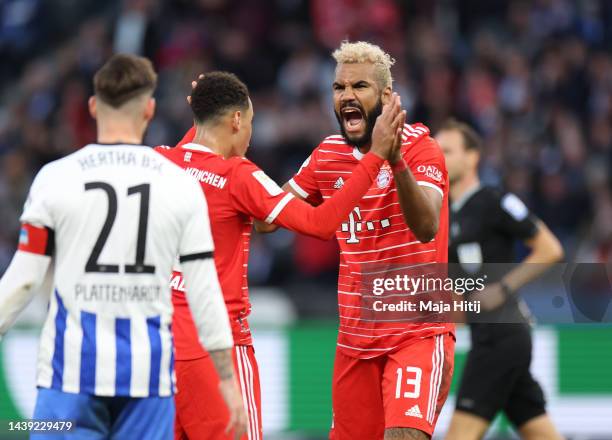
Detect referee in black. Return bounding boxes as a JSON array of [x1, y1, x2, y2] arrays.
[[435, 120, 564, 440]]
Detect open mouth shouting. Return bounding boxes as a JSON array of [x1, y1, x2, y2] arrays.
[[341, 105, 365, 135]]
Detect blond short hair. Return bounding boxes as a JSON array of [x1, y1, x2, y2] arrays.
[[332, 41, 395, 89]]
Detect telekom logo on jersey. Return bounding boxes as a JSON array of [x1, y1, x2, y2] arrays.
[[341, 207, 391, 244]]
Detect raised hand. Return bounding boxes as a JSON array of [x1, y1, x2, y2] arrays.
[[186, 73, 206, 105], [371, 93, 404, 161], [388, 106, 406, 165]]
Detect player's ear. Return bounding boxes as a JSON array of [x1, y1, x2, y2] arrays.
[[88, 96, 97, 119], [144, 97, 156, 122], [232, 111, 241, 132], [381, 87, 392, 105]]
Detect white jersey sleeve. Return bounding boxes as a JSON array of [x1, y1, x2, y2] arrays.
[[0, 252, 50, 338], [177, 178, 233, 352], [20, 164, 55, 229], [178, 177, 215, 261], [0, 166, 55, 339]]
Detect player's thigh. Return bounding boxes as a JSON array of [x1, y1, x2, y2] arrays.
[[175, 347, 262, 440], [444, 410, 489, 440], [504, 369, 548, 430], [111, 396, 174, 440], [455, 333, 529, 422], [31, 388, 109, 440], [382, 333, 454, 438], [330, 349, 385, 440], [235, 345, 263, 440], [174, 356, 230, 440], [518, 414, 563, 440], [174, 416, 188, 440], [383, 427, 431, 439]]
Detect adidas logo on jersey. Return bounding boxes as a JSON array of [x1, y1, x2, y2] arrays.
[[334, 177, 344, 189], [405, 405, 423, 419], [184, 152, 192, 163]]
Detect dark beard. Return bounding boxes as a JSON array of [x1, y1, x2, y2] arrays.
[[335, 99, 383, 150]]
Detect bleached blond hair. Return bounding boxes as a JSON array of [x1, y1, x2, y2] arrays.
[[332, 41, 395, 89]]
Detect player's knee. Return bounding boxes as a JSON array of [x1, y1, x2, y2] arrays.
[[518, 414, 563, 440], [444, 411, 489, 440], [384, 427, 430, 440]]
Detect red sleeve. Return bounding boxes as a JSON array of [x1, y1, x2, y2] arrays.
[[176, 126, 196, 148], [17, 223, 54, 256], [229, 159, 296, 222], [404, 135, 447, 198], [288, 148, 323, 205], [231, 154, 383, 240], [275, 153, 384, 240]]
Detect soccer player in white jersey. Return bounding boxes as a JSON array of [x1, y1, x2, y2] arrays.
[[0, 54, 246, 439]]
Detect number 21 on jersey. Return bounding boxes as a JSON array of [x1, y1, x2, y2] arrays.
[[84, 181, 155, 274]]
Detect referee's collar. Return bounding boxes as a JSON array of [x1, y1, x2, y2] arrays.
[[451, 183, 481, 212]]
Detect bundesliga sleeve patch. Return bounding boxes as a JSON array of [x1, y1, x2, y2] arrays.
[[252, 170, 284, 196], [18, 223, 54, 256]]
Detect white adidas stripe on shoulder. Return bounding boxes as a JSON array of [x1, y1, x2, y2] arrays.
[[402, 128, 420, 138], [403, 123, 428, 134], [321, 140, 349, 146], [322, 134, 349, 146]]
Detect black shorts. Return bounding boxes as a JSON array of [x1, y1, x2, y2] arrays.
[[455, 323, 546, 427]]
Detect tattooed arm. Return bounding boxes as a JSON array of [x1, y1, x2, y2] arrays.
[[210, 349, 247, 438], [210, 348, 237, 380]]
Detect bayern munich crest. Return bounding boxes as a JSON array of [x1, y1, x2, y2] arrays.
[[376, 168, 392, 189]]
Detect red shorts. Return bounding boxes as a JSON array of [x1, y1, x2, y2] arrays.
[[330, 333, 454, 439], [174, 345, 262, 440]]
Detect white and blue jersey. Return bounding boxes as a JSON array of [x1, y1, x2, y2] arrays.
[[17, 143, 233, 398]]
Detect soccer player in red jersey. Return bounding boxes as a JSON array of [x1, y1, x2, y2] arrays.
[[156, 72, 405, 440], [260, 41, 455, 439]]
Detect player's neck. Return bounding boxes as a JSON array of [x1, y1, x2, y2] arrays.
[[451, 175, 480, 203], [192, 126, 233, 158], [96, 118, 144, 145], [357, 143, 372, 154]]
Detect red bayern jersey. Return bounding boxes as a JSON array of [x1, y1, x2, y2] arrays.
[[156, 142, 293, 359], [289, 123, 454, 359]]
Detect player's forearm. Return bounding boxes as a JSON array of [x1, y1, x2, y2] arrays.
[[502, 221, 564, 293], [209, 348, 236, 380], [253, 180, 306, 234], [181, 259, 234, 351], [393, 166, 440, 243], [254, 219, 278, 234], [274, 152, 384, 240], [0, 251, 50, 337]]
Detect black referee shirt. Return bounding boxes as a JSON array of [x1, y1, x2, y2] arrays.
[[449, 185, 539, 334]]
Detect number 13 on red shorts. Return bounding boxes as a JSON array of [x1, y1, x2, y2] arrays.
[[385, 333, 455, 434]]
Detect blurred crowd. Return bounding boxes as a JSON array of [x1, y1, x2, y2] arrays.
[[1, 0, 611, 305]]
